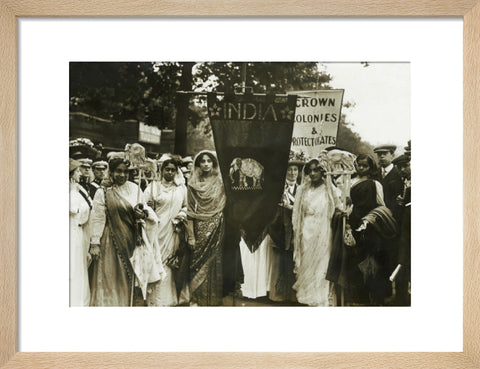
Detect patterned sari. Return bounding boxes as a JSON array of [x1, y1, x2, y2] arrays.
[[186, 151, 226, 306], [89, 183, 144, 306], [189, 212, 225, 305]]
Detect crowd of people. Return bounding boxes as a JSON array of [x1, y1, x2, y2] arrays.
[[69, 139, 411, 307]]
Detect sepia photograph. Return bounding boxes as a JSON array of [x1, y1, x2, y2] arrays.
[[2, 10, 469, 366], [69, 61, 411, 308]]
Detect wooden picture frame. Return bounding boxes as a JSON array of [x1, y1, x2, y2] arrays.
[[1, 1, 478, 367]]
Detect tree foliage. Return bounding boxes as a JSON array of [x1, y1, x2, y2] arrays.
[[336, 115, 375, 156], [70, 62, 183, 128], [193, 62, 331, 94], [70, 62, 372, 154]]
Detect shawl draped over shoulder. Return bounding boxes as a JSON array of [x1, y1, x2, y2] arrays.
[[187, 151, 226, 219], [184, 151, 226, 305]]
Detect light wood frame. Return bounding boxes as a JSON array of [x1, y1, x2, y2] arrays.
[[1, 1, 478, 368]]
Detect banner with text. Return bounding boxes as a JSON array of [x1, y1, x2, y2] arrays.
[[208, 92, 297, 251], [289, 89, 344, 158]]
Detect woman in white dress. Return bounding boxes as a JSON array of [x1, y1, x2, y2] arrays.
[[69, 158, 92, 306], [144, 158, 188, 306], [292, 156, 342, 306]]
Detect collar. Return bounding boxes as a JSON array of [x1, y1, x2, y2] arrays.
[[285, 179, 296, 187], [383, 163, 394, 176]]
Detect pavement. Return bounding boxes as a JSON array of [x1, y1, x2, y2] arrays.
[[133, 288, 410, 307], [133, 288, 305, 307]]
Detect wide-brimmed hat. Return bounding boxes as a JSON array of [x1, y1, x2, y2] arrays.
[[69, 138, 98, 161], [288, 150, 307, 168], [288, 159, 305, 168], [69, 158, 81, 172]]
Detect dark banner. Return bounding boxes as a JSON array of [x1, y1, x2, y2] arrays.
[[208, 92, 297, 251]]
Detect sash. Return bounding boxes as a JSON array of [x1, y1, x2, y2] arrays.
[[78, 186, 93, 209], [105, 188, 137, 280], [285, 183, 297, 206]]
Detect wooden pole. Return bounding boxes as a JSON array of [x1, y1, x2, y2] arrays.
[[176, 91, 291, 97], [241, 62, 247, 93], [130, 168, 144, 307], [340, 172, 352, 307], [174, 62, 194, 156], [341, 174, 346, 307], [151, 167, 156, 211], [174, 92, 189, 156], [137, 168, 143, 203]]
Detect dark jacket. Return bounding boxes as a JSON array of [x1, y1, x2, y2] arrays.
[[378, 166, 403, 220]]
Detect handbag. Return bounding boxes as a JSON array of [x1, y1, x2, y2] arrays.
[[344, 223, 356, 247]]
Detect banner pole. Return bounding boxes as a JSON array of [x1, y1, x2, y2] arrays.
[[130, 168, 144, 307], [177, 91, 289, 97], [241, 62, 246, 94], [343, 172, 352, 306]]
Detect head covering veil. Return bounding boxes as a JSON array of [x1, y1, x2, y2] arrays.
[[187, 150, 226, 220], [292, 152, 342, 268], [157, 154, 185, 186]]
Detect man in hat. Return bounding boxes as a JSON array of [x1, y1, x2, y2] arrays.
[[89, 160, 108, 199], [404, 140, 411, 159], [181, 155, 194, 183], [393, 154, 411, 189], [391, 153, 411, 306], [75, 158, 93, 194], [373, 145, 404, 218], [373, 145, 404, 305]]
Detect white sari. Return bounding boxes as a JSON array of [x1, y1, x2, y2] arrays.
[[144, 180, 187, 306], [292, 176, 341, 306]]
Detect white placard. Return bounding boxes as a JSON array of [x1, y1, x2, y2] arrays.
[[290, 90, 344, 157]]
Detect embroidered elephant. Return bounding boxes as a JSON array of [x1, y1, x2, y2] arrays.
[[229, 158, 264, 188]]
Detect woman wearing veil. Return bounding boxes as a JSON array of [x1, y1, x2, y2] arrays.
[[292, 154, 342, 306], [144, 158, 188, 306], [184, 150, 226, 306]]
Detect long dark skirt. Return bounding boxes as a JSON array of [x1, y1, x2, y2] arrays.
[[269, 247, 297, 302]]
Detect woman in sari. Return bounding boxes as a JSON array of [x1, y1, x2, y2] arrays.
[[144, 158, 187, 306], [347, 154, 395, 306], [184, 150, 226, 306], [292, 156, 342, 306], [89, 158, 161, 306], [69, 158, 92, 306]]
